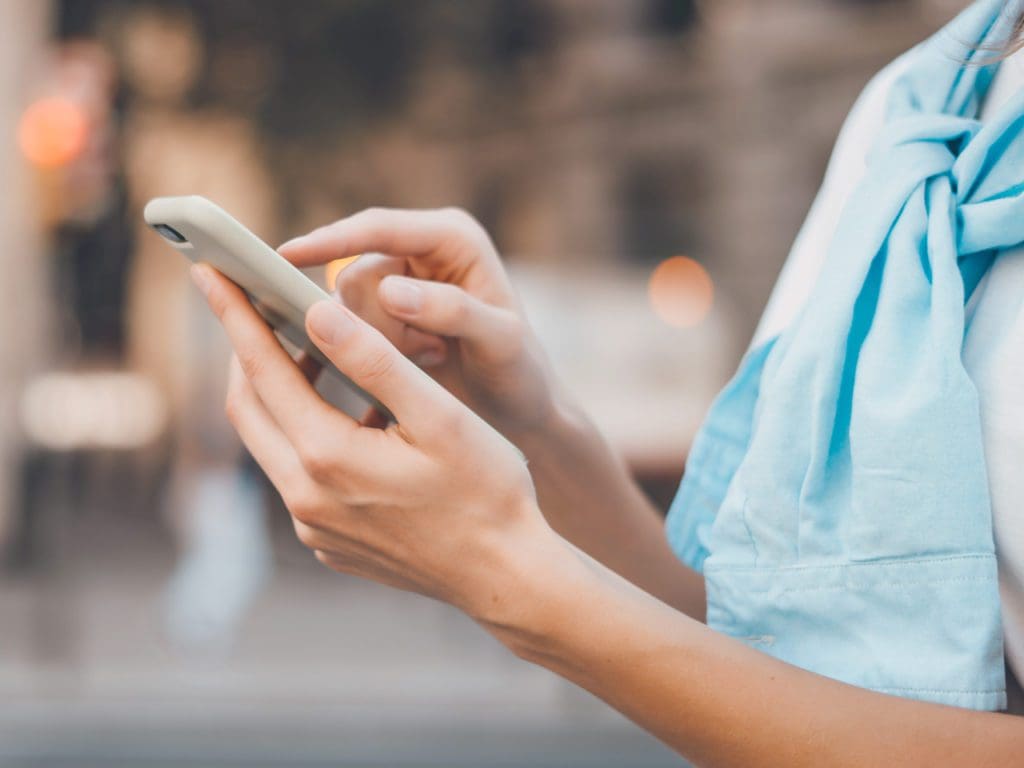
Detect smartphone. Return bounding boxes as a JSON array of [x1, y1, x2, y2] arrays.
[[143, 194, 387, 415]]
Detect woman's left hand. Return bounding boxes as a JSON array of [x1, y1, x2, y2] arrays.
[[190, 262, 558, 618]]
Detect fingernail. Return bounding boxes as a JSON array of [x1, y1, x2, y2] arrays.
[[308, 301, 356, 345], [380, 276, 423, 314], [276, 237, 303, 252], [415, 348, 446, 368], [190, 263, 213, 296], [278, 228, 317, 249]]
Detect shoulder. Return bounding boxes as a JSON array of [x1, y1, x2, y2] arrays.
[[751, 53, 915, 347], [826, 52, 914, 186]]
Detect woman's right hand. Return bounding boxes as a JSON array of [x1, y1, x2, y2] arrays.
[[283, 207, 708, 619], [279, 208, 567, 438]]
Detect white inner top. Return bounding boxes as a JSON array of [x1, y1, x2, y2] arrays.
[[753, 46, 1024, 689]]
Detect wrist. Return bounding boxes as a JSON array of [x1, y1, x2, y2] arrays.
[[472, 529, 690, 687], [508, 390, 596, 468], [465, 515, 601, 662]]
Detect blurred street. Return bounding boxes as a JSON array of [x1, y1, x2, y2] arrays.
[[0, 1, 970, 765], [0, 510, 678, 767]]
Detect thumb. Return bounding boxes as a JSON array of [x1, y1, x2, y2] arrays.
[[378, 275, 522, 358]]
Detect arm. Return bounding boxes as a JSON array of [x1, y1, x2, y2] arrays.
[[279, 208, 704, 618], [515, 403, 706, 621], [488, 537, 1024, 768], [194, 265, 1023, 767]]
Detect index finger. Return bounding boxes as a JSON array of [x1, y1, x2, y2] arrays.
[[277, 207, 479, 269]]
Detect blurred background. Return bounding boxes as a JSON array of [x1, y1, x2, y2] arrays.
[[0, 1, 966, 765]]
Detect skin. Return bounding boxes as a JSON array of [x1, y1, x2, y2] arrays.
[[191, 207, 1024, 766]]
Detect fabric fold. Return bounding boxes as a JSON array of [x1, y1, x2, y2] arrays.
[[704, 554, 1005, 711], [667, 0, 1024, 710]]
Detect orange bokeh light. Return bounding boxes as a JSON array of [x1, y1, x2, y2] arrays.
[[18, 98, 89, 169], [324, 255, 361, 291], [648, 255, 714, 329]]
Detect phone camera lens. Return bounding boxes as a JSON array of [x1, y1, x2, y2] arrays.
[[153, 223, 188, 243]]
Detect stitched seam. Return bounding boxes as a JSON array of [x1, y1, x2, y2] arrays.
[[765, 577, 987, 593], [745, 576, 994, 594], [708, 575, 995, 595], [716, 576, 993, 596], [873, 687, 1004, 695], [704, 553, 993, 575]]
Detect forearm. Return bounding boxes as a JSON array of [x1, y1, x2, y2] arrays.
[[510, 399, 705, 620], [485, 537, 1024, 768]]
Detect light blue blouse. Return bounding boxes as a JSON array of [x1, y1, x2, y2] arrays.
[[666, 0, 1024, 711]]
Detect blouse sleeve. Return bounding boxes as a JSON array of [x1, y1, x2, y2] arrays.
[[665, 52, 916, 572]]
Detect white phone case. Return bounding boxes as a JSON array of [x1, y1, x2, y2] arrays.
[[143, 195, 384, 413]]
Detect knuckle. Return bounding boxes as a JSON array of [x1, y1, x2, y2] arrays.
[[357, 206, 388, 230], [314, 549, 347, 573], [431, 404, 466, 442], [313, 549, 330, 566], [285, 490, 322, 528], [440, 206, 478, 231], [297, 441, 338, 484], [236, 347, 266, 383], [355, 343, 396, 387], [445, 290, 470, 324], [292, 519, 320, 550], [440, 207, 491, 251], [337, 271, 367, 308], [345, 253, 381, 278]]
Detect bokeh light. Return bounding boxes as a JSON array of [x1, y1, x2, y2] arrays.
[[17, 97, 89, 168], [325, 255, 361, 291], [647, 255, 714, 329], [20, 371, 168, 450]]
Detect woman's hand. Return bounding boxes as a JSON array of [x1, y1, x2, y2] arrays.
[[182, 262, 1024, 766], [280, 207, 707, 619], [190, 262, 559, 618], [278, 208, 566, 439]]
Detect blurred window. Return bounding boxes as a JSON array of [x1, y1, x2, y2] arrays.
[[644, 0, 700, 37], [485, 0, 557, 69], [619, 157, 708, 266]]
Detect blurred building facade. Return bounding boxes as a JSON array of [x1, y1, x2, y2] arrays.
[[0, 2, 50, 546], [36, 0, 971, 478], [1, 1, 978, 765], [53, 0, 970, 324]]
